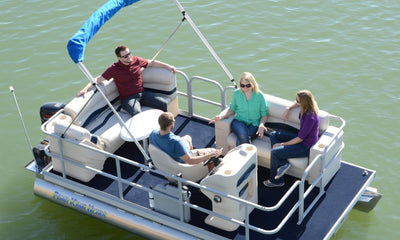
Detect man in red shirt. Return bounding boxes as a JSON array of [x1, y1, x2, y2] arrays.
[[77, 45, 176, 115]]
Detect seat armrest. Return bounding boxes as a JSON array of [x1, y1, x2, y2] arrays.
[[65, 80, 119, 125], [149, 144, 208, 182], [308, 125, 344, 187], [309, 126, 343, 164], [53, 119, 105, 150], [214, 108, 234, 155]]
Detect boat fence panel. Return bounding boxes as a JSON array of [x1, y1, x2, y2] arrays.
[[35, 70, 350, 239]]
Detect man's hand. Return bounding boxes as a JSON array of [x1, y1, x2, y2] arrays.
[[168, 65, 177, 74], [76, 89, 87, 98]]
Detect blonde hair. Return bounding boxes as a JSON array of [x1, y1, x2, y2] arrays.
[[297, 90, 319, 118], [239, 72, 259, 94]]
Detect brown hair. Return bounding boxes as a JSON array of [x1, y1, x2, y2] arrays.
[[158, 112, 175, 131], [297, 90, 319, 118], [115, 45, 128, 57]]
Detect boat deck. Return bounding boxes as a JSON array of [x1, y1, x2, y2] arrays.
[[37, 114, 375, 239]]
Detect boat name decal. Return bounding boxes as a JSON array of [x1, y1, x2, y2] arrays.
[[52, 191, 107, 218]]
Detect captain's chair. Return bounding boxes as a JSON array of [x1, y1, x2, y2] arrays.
[[148, 144, 209, 182]]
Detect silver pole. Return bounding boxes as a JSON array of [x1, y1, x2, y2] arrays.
[[173, 0, 237, 87], [76, 62, 150, 160], [151, 19, 185, 62], [9, 86, 33, 151]]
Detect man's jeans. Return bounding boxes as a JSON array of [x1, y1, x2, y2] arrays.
[[122, 91, 168, 116], [269, 131, 310, 184]]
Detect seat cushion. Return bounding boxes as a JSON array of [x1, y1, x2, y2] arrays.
[[227, 132, 308, 170]]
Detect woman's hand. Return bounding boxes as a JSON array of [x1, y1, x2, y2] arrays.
[[283, 101, 300, 121], [283, 107, 290, 121], [257, 125, 267, 138], [257, 116, 268, 138], [273, 137, 302, 149], [273, 143, 283, 149], [208, 115, 221, 124]]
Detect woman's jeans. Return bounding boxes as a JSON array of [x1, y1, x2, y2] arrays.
[[269, 131, 310, 184], [122, 91, 168, 116], [231, 119, 258, 145]]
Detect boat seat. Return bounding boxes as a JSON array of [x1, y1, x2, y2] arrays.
[[47, 113, 108, 182], [148, 144, 209, 183], [215, 93, 343, 187], [63, 67, 179, 127], [45, 67, 180, 182]]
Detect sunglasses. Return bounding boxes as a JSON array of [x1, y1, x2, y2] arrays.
[[120, 52, 132, 58], [240, 83, 252, 88]]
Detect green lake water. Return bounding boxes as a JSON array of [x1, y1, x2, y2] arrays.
[[1, 0, 399, 239]]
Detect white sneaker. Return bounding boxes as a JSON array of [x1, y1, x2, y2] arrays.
[[263, 180, 284, 187]]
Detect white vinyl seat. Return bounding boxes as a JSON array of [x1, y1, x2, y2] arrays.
[[148, 144, 209, 182]]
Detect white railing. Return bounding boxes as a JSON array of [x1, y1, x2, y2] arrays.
[[40, 73, 345, 240]]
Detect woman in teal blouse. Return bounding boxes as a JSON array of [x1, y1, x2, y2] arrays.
[[209, 72, 268, 145]]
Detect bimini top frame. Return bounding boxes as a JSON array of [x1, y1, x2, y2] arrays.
[[65, 0, 237, 164]]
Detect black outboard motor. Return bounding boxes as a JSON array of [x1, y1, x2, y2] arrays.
[[40, 102, 65, 124], [35, 102, 65, 171]]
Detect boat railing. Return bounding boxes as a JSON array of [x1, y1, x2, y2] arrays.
[[41, 115, 345, 239], [298, 113, 346, 223], [175, 70, 235, 117], [40, 132, 255, 233], [170, 74, 348, 237], [40, 74, 347, 239], [41, 131, 291, 237], [41, 132, 330, 239]]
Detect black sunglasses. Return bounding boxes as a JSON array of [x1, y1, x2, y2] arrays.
[[240, 83, 252, 88], [120, 52, 131, 58]]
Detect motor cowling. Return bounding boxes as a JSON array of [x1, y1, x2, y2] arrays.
[[40, 102, 65, 124]]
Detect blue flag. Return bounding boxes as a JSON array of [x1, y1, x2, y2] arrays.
[[67, 0, 140, 63]]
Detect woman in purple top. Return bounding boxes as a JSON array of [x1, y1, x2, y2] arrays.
[[263, 90, 320, 187]]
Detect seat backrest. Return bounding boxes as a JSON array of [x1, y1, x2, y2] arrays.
[[142, 67, 176, 98], [148, 144, 209, 182], [264, 93, 330, 133], [64, 80, 119, 126]]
